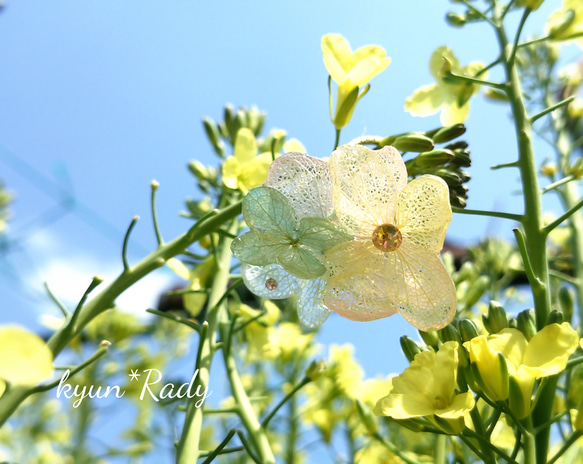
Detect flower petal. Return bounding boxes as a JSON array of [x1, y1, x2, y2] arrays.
[[330, 145, 407, 237], [490, 329, 528, 374], [222, 156, 241, 190], [237, 152, 274, 194], [265, 152, 333, 219], [404, 84, 447, 118], [242, 186, 297, 239], [397, 175, 452, 253], [435, 391, 476, 419], [231, 231, 289, 266], [297, 278, 332, 329], [321, 34, 351, 84], [375, 392, 436, 419], [277, 245, 326, 280], [233, 128, 258, 163], [241, 263, 301, 299], [441, 99, 471, 125], [298, 217, 352, 252], [522, 322, 579, 377], [430, 46, 461, 81], [347, 45, 390, 87]]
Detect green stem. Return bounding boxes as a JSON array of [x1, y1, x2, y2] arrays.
[[469, 407, 496, 464], [334, 128, 341, 150], [520, 417, 536, 464], [541, 174, 576, 194], [122, 215, 139, 272], [547, 431, 583, 464], [452, 206, 522, 221], [435, 435, 446, 464], [372, 432, 422, 464], [531, 96, 575, 124], [261, 376, 310, 429], [175, 218, 239, 464], [444, 70, 507, 90], [150, 180, 164, 246], [544, 197, 583, 234]]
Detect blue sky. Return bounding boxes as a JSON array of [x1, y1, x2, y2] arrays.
[[0, 0, 574, 383]]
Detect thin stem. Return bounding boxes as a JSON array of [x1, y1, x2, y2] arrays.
[[327, 75, 333, 121], [520, 417, 536, 464], [236, 430, 262, 464], [459, 0, 497, 27], [146, 308, 200, 332], [435, 435, 446, 464], [43, 282, 70, 317], [150, 180, 164, 246], [72, 276, 104, 328], [547, 431, 583, 464], [513, 228, 544, 291], [261, 377, 311, 428], [491, 160, 519, 170], [541, 174, 577, 194], [469, 408, 497, 463], [544, 198, 583, 234], [452, 206, 522, 221], [372, 432, 423, 464], [509, 8, 531, 68], [531, 96, 576, 124], [200, 429, 237, 464], [445, 70, 507, 90], [122, 216, 139, 272], [334, 128, 341, 150], [518, 35, 552, 49]]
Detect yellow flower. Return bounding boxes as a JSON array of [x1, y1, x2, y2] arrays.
[[374, 342, 475, 433], [322, 34, 391, 129], [465, 323, 579, 418], [405, 46, 486, 125], [547, 0, 583, 48], [517, 0, 544, 9], [323, 144, 456, 331], [327, 344, 364, 397], [167, 256, 215, 317], [0, 325, 54, 389], [222, 128, 274, 194]]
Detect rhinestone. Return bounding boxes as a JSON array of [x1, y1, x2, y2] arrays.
[[371, 224, 402, 252], [265, 278, 278, 290]]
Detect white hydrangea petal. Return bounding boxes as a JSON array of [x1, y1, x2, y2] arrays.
[[265, 152, 333, 219], [297, 278, 332, 329], [330, 145, 407, 237], [241, 263, 300, 299]]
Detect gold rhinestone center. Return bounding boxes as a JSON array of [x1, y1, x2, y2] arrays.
[[371, 224, 402, 252]]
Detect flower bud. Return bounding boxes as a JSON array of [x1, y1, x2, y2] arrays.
[[439, 324, 461, 344], [445, 12, 467, 27], [432, 124, 466, 144], [223, 104, 235, 129], [483, 301, 509, 334], [483, 88, 510, 102], [400, 336, 423, 363], [546, 310, 565, 325], [305, 360, 326, 381], [418, 330, 440, 350], [247, 106, 266, 136], [540, 163, 557, 177], [516, 309, 536, 341], [459, 319, 480, 342], [558, 286, 574, 322], [356, 399, 378, 435], [435, 169, 462, 187], [549, 8, 576, 39], [444, 140, 468, 150], [569, 158, 583, 179], [516, 0, 544, 10], [188, 160, 210, 182], [450, 148, 471, 167], [464, 275, 490, 308], [392, 134, 434, 153], [202, 117, 225, 157], [415, 149, 455, 167]]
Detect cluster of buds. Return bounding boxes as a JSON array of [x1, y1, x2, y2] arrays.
[[374, 123, 471, 208]]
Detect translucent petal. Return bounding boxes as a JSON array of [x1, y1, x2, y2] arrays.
[[325, 239, 376, 281], [347, 45, 390, 87], [241, 263, 300, 299], [298, 217, 352, 252], [430, 46, 461, 81], [277, 245, 326, 280], [396, 175, 452, 253], [231, 231, 289, 266], [404, 84, 447, 118], [321, 34, 351, 83], [0, 325, 53, 385], [265, 152, 333, 219], [242, 186, 297, 238], [441, 99, 471, 125], [330, 145, 407, 237], [233, 128, 258, 163], [297, 278, 332, 329]]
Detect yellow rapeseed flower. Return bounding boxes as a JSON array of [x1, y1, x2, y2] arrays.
[[374, 342, 475, 433], [222, 128, 274, 194], [547, 0, 583, 48], [322, 34, 391, 129], [405, 46, 486, 125], [323, 144, 456, 331]]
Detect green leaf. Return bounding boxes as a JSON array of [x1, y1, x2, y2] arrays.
[[242, 186, 297, 240], [298, 217, 352, 252], [231, 231, 288, 266], [277, 245, 326, 279]]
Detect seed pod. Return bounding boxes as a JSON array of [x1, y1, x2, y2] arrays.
[[415, 149, 455, 167], [432, 124, 467, 144], [393, 134, 435, 153]]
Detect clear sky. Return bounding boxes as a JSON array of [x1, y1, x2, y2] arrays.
[[0, 0, 573, 386]]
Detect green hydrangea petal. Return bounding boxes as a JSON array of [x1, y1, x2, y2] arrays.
[[242, 186, 297, 240], [298, 217, 352, 252], [277, 245, 326, 279], [231, 231, 289, 266]]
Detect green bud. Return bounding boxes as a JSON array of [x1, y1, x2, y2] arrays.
[[445, 12, 467, 27], [459, 319, 480, 342], [305, 360, 326, 381], [356, 400, 378, 435], [432, 124, 466, 144], [558, 286, 574, 322], [333, 85, 360, 129], [483, 300, 509, 334], [445, 140, 468, 150], [223, 104, 235, 128], [546, 310, 564, 325], [186, 196, 213, 217], [418, 330, 440, 349], [452, 168, 471, 183], [188, 160, 209, 182], [450, 149, 471, 167], [450, 194, 467, 208], [508, 375, 531, 420], [439, 324, 461, 344], [377, 134, 398, 148], [516, 309, 536, 341], [465, 8, 482, 21], [400, 335, 423, 362], [260, 129, 287, 155], [464, 275, 490, 307], [203, 117, 221, 146], [415, 149, 455, 167], [569, 158, 583, 179], [218, 121, 229, 139], [392, 134, 434, 153], [483, 88, 510, 102], [247, 106, 266, 136], [435, 169, 462, 187], [549, 8, 576, 39]]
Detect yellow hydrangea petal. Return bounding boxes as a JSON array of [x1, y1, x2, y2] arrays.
[[233, 128, 257, 163], [326, 239, 376, 281], [347, 45, 391, 87], [321, 34, 352, 84], [404, 84, 447, 118], [396, 175, 452, 253], [0, 325, 54, 385], [522, 322, 579, 377], [430, 46, 461, 81], [441, 99, 471, 125], [330, 145, 407, 237]]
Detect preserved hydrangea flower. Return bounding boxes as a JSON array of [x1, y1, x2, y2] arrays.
[[323, 144, 456, 331], [232, 153, 348, 329]]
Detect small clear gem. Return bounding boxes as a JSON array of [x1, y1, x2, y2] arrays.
[[372, 224, 402, 252], [265, 278, 278, 290]]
